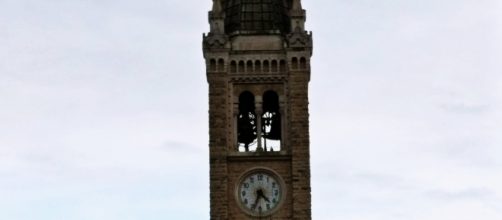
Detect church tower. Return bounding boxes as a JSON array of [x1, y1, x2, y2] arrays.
[[203, 0, 313, 219]]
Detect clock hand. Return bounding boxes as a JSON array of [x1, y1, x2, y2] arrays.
[[256, 189, 270, 202], [262, 194, 270, 203], [251, 195, 261, 210], [252, 189, 267, 210]]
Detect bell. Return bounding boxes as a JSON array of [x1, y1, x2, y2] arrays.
[[238, 112, 257, 145], [265, 113, 281, 140]]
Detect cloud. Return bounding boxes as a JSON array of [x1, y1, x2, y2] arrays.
[[425, 188, 495, 201], [1, 0, 501, 219]]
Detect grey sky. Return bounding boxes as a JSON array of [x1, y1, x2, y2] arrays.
[[1, 0, 501, 219]]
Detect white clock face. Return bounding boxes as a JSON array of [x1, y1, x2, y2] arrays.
[[237, 170, 284, 216]]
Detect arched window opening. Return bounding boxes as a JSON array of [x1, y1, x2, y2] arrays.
[[237, 91, 257, 152], [230, 61, 237, 73], [263, 60, 270, 73], [261, 90, 281, 152], [255, 60, 262, 73], [300, 57, 307, 69], [279, 60, 286, 72], [246, 60, 253, 73], [218, 59, 225, 71], [271, 60, 278, 72], [238, 61, 245, 73], [292, 57, 299, 69], [210, 59, 217, 72]]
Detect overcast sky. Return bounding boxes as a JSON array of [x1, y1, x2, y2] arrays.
[[1, 0, 501, 219]]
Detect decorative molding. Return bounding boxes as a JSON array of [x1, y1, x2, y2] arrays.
[[203, 33, 229, 50], [227, 152, 291, 162], [230, 74, 288, 83], [287, 28, 313, 49]]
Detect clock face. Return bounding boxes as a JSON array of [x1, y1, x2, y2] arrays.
[[237, 169, 284, 216]]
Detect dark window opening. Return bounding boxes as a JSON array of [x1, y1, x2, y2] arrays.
[[255, 60, 262, 72], [247, 60, 253, 73], [263, 60, 270, 73], [238, 61, 245, 73], [218, 59, 225, 71], [279, 60, 286, 72], [231, 61, 237, 73], [237, 91, 257, 152], [261, 90, 281, 151], [210, 59, 217, 72], [271, 60, 278, 72], [292, 57, 299, 69], [300, 57, 307, 69]]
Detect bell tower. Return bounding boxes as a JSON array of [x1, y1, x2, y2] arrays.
[[203, 0, 313, 219]]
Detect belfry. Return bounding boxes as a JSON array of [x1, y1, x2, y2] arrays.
[[203, 0, 313, 219]]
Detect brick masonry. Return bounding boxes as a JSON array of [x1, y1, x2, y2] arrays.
[[204, 1, 313, 219]]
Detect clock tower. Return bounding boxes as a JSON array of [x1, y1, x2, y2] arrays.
[[203, 0, 313, 219]]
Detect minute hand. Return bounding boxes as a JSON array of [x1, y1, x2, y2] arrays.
[[262, 194, 270, 202], [257, 189, 270, 202]]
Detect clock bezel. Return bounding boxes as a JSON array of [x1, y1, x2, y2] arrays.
[[235, 167, 286, 217]]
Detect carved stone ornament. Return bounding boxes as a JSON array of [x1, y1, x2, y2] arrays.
[[203, 33, 228, 49], [286, 27, 313, 49]]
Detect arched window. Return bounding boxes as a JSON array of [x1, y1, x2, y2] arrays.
[[279, 60, 286, 72], [300, 57, 307, 69], [238, 61, 245, 73], [271, 60, 278, 72], [218, 59, 225, 71], [210, 59, 216, 72], [247, 60, 253, 73], [255, 60, 262, 73], [292, 57, 299, 69], [230, 60, 237, 73], [263, 60, 270, 73], [262, 90, 281, 151], [238, 91, 257, 152]]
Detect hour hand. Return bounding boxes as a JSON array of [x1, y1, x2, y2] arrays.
[[252, 189, 266, 210], [251, 196, 261, 210]]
